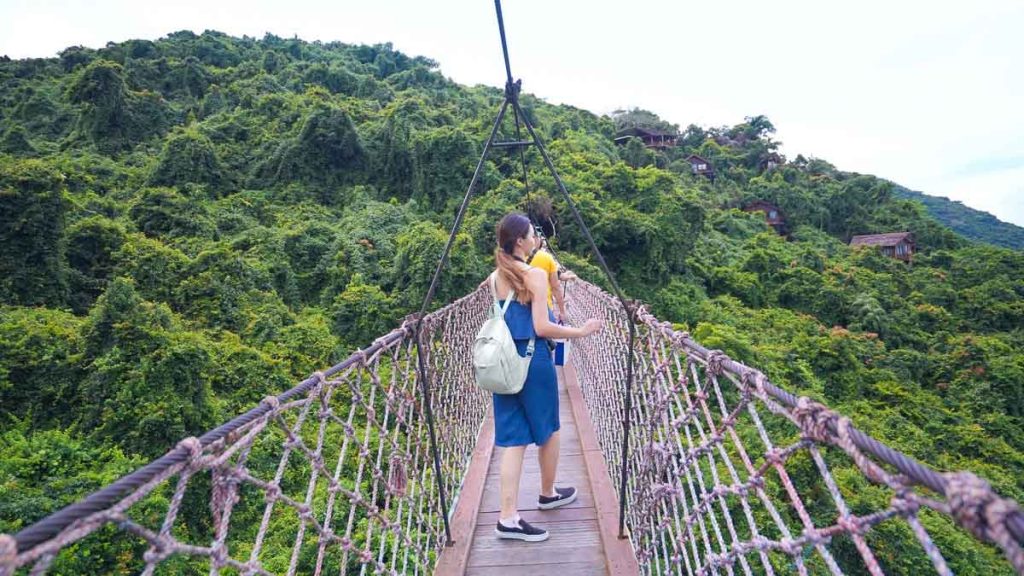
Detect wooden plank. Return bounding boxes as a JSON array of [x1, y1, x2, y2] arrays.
[[564, 361, 642, 576], [477, 506, 597, 524], [440, 366, 643, 576], [486, 439, 585, 467], [466, 519, 603, 567], [465, 560, 606, 576], [486, 452, 589, 476], [434, 414, 496, 576], [478, 470, 594, 513]]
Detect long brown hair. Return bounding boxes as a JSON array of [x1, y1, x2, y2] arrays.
[[495, 213, 532, 304]]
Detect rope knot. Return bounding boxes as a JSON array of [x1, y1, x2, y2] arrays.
[[177, 437, 202, 461], [264, 484, 282, 504], [312, 371, 326, 384], [705, 350, 728, 376], [210, 543, 229, 566], [651, 483, 677, 500], [838, 514, 861, 535], [142, 539, 172, 565], [0, 534, 17, 568], [741, 371, 767, 398], [944, 472, 1022, 545], [891, 493, 920, 516], [792, 397, 839, 444], [372, 333, 393, 350], [388, 455, 407, 497], [262, 395, 280, 410]]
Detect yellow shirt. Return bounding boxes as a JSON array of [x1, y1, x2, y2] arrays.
[[529, 249, 557, 308]]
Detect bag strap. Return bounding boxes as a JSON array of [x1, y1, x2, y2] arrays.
[[490, 272, 516, 315], [490, 272, 536, 358]]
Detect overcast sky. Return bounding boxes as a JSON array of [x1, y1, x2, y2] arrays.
[[2, 0, 1022, 226]]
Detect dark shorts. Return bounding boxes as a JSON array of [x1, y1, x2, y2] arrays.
[[492, 339, 560, 447]]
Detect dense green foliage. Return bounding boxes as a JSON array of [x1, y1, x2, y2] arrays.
[[1, 31, 1021, 574]]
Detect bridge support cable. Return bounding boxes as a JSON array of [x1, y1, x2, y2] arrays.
[[409, 0, 642, 546], [411, 97, 510, 546]]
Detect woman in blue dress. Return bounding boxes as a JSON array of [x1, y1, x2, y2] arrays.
[[489, 213, 604, 542]]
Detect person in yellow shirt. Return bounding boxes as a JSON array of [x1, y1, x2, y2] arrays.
[[478, 226, 577, 321], [527, 233, 576, 322]]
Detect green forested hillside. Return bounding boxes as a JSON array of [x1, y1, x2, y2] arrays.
[[1, 31, 1022, 574], [891, 184, 1024, 250]]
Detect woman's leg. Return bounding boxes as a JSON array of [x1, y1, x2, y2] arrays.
[[500, 445, 527, 519], [538, 430, 560, 497]]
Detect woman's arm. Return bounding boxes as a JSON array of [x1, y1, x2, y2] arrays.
[[547, 266, 567, 320], [526, 268, 598, 339]]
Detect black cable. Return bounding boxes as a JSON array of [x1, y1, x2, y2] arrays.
[[410, 98, 512, 547], [508, 97, 639, 539], [495, 0, 514, 88]]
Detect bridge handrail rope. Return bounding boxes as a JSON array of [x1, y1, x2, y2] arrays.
[[3, 279, 1023, 574], [565, 279, 1024, 575], [1, 288, 495, 576], [3, 0, 1022, 571]]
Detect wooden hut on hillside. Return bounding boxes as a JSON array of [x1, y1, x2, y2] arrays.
[[613, 126, 677, 149], [687, 154, 715, 182], [849, 232, 915, 262], [743, 200, 788, 235]]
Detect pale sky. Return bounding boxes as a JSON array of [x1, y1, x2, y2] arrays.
[[2, 0, 1022, 226]]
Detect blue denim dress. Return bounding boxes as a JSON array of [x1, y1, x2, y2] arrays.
[[491, 299, 559, 447]]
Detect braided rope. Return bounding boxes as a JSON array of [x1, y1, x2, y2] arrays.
[[564, 279, 1024, 575], [2, 280, 1023, 575], [1, 287, 491, 576]]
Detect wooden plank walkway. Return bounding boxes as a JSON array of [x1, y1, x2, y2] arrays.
[[435, 364, 640, 575]]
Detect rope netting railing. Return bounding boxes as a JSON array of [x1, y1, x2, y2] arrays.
[[566, 280, 1024, 576], [0, 289, 492, 576]]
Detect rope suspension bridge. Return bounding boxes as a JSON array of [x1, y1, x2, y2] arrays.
[[3, 2, 1023, 575], [2, 280, 1023, 575]]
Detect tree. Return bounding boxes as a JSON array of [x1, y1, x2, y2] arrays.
[[0, 159, 68, 306], [258, 104, 366, 191], [331, 274, 398, 349], [149, 128, 227, 190], [610, 108, 678, 134], [0, 125, 35, 155], [620, 137, 654, 168], [391, 221, 485, 309], [412, 125, 477, 213], [129, 187, 216, 240], [66, 59, 162, 151], [849, 292, 891, 338], [0, 307, 85, 427], [66, 216, 127, 313], [78, 278, 217, 457]]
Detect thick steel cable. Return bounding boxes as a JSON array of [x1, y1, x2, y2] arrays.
[[410, 97, 511, 546]]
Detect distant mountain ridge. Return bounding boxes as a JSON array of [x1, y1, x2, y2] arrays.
[[891, 184, 1024, 250]]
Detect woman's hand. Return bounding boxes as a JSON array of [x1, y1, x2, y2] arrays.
[[581, 318, 604, 336]]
